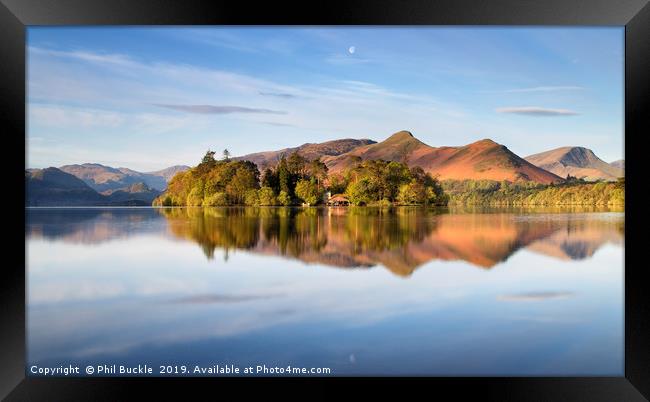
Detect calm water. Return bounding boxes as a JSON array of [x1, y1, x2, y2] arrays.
[[26, 207, 624, 376]]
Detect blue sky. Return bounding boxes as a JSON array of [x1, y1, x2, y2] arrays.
[[27, 27, 623, 171]]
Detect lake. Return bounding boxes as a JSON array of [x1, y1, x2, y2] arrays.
[[26, 206, 624, 376]]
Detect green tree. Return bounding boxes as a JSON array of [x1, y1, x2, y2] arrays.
[[227, 168, 259, 204], [186, 186, 204, 206], [277, 157, 291, 195], [277, 190, 292, 206], [385, 161, 411, 200], [287, 151, 307, 177], [346, 177, 374, 206], [261, 168, 278, 190], [244, 189, 260, 206], [196, 150, 217, 175], [327, 173, 347, 195], [309, 158, 328, 191], [258, 186, 277, 205], [204, 192, 228, 206], [202, 150, 216, 165], [396, 181, 421, 205], [156, 150, 262, 206], [340, 159, 415, 204], [223, 149, 231, 161], [295, 178, 321, 205]]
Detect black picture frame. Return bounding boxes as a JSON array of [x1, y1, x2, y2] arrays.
[[2, 0, 648, 400]]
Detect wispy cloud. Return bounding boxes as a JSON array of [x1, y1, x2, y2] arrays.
[[152, 104, 287, 115], [169, 293, 283, 304], [29, 104, 211, 133], [325, 54, 372, 65], [497, 291, 574, 302], [30, 105, 126, 128], [259, 91, 297, 99], [496, 106, 579, 116], [261, 121, 298, 127], [171, 29, 263, 54], [28, 46, 138, 68], [488, 86, 584, 93], [29, 46, 302, 101]]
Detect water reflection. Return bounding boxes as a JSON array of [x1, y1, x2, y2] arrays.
[[161, 207, 624, 275], [27, 207, 624, 275], [25, 207, 624, 375], [26, 208, 165, 244]]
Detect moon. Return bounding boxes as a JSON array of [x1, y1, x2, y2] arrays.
[[348, 46, 355, 54]]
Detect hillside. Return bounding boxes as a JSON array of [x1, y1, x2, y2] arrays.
[[146, 165, 190, 182], [610, 159, 624, 171], [235, 138, 376, 170], [524, 147, 623, 181], [59, 163, 189, 192], [100, 182, 161, 204], [323, 131, 562, 184], [26, 167, 106, 206], [26, 168, 161, 206]]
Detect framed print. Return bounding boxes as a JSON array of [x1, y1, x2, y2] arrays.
[[1, 0, 648, 400]]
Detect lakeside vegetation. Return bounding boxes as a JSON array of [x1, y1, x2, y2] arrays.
[[336, 159, 448, 206], [442, 177, 624, 206], [154, 150, 448, 207], [153, 150, 624, 208]]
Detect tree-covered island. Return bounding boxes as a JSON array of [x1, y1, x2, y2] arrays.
[[154, 149, 447, 207], [153, 150, 624, 208]]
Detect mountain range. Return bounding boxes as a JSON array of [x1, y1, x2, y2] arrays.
[[317, 131, 562, 183], [524, 147, 623, 181], [233, 138, 376, 170], [26, 130, 623, 206], [237, 131, 621, 184], [26, 167, 162, 206], [59, 163, 190, 192]]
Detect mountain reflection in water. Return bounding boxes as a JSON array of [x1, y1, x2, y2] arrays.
[[25, 206, 624, 376], [26, 206, 624, 276]]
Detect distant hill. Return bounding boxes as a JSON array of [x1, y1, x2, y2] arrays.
[[610, 159, 624, 171], [26, 167, 161, 206], [235, 138, 376, 170], [146, 165, 191, 182], [26, 167, 106, 206], [59, 163, 189, 191], [100, 182, 161, 204], [322, 131, 562, 184], [524, 147, 623, 181]]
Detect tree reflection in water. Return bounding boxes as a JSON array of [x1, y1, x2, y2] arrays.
[[158, 207, 623, 276]]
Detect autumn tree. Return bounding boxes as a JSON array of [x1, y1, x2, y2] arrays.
[[309, 158, 328, 191], [277, 156, 291, 196], [295, 178, 322, 205]]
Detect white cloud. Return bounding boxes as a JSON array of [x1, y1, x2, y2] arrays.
[[28, 46, 138, 68], [496, 106, 580, 116], [497, 291, 574, 302], [487, 86, 585, 93], [29, 105, 125, 128], [152, 104, 286, 115]]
